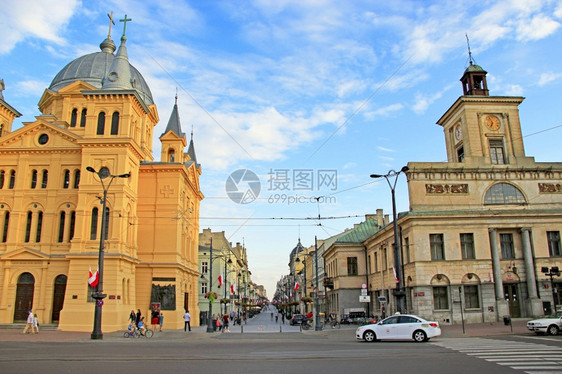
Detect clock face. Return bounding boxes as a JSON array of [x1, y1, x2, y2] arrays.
[[454, 125, 462, 140], [485, 115, 500, 130]]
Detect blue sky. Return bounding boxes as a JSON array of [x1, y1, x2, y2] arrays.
[[2, 0, 562, 297]]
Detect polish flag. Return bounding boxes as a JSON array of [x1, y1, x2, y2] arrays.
[[392, 266, 399, 283], [218, 274, 223, 287], [294, 282, 300, 291], [231, 283, 236, 294], [88, 266, 99, 288]]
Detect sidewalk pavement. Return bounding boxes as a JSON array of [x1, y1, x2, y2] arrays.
[[0, 316, 531, 343]]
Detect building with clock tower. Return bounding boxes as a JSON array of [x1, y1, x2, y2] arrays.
[[325, 57, 562, 324]]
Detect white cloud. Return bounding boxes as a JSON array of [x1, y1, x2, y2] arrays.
[[0, 0, 79, 54], [538, 72, 562, 86], [504, 84, 524, 96], [412, 91, 443, 114], [377, 146, 395, 153], [365, 103, 404, 119], [17, 80, 49, 98], [514, 14, 560, 41]]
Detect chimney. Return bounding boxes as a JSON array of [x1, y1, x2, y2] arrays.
[[376, 209, 384, 226], [384, 214, 389, 225]]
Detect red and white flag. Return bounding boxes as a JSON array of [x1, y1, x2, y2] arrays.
[[294, 282, 300, 291], [231, 283, 236, 294], [392, 266, 399, 283], [218, 274, 223, 287], [88, 266, 99, 288]]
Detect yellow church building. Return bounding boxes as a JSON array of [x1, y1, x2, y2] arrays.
[[0, 20, 203, 332]]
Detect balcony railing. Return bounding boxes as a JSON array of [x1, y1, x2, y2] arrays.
[[323, 277, 334, 289]]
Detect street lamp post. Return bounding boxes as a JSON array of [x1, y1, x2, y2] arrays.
[[314, 236, 322, 331], [542, 266, 560, 310], [86, 166, 130, 340], [370, 166, 409, 314]]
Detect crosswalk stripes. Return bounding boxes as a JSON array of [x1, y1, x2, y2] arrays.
[[432, 338, 562, 373]]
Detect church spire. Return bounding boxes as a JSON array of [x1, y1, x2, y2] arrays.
[[163, 93, 185, 137], [187, 128, 198, 166], [102, 15, 133, 90]]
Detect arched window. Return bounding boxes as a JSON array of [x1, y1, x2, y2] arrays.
[[110, 112, 119, 135], [41, 170, 48, 188], [63, 169, 70, 189], [90, 207, 98, 240], [80, 108, 87, 127], [30, 170, 37, 189], [97, 112, 105, 135], [69, 211, 76, 241], [0, 123, 3, 137], [484, 183, 526, 205], [70, 108, 78, 127], [58, 211, 66, 243], [35, 211, 43, 243], [103, 207, 110, 240], [169, 149, 175, 162], [2, 211, 9, 243], [24, 211, 32, 242], [73, 170, 80, 189], [9, 170, 15, 189], [0, 170, 4, 189]]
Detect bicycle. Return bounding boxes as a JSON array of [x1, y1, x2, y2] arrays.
[[123, 328, 153, 338], [330, 319, 341, 329]]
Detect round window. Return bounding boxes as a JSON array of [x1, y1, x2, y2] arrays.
[[38, 134, 49, 145]]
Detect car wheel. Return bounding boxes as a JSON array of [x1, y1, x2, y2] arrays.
[[363, 330, 376, 342], [413, 330, 427, 342], [547, 325, 559, 335]]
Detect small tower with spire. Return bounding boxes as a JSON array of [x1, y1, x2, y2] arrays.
[[160, 94, 187, 163], [460, 34, 489, 96]]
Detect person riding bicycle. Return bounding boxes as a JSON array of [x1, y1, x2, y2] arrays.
[[138, 317, 146, 335]]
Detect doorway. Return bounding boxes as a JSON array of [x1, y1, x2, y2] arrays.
[[14, 272, 35, 322], [51, 275, 67, 323], [503, 283, 521, 317]]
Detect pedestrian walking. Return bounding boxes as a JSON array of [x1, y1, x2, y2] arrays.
[[159, 312, 164, 332], [32, 313, 39, 334], [270, 311, 273, 320], [184, 310, 191, 331], [22, 310, 33, 334], [222, 313, 230, 333], [281, 313, 285, 324], [151, 308, 160, 332]]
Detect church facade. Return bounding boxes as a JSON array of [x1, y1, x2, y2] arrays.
[[0, 21, 203, 331]]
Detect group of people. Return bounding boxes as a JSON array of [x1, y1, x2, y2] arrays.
[[22, 310, 39, 334], [128, 308, 164, 335]]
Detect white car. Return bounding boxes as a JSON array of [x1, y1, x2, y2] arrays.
[[527, 312, 562, 335], [356, 314, 441, 343]]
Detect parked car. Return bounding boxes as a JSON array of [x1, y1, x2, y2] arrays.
[[290, 314, 305, 326], [527, 311, 562, 335], [356, 314, 441, 342]]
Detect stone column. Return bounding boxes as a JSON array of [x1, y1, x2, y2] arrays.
[[489, 228, 509, 319], [521, 227, 543, 316]]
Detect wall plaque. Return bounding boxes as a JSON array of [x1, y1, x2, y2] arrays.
[[425, 184, 468, 194]]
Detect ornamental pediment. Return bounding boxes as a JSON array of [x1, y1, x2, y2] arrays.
[[0, 247, 49, 261], [0, 120, 81, 150]]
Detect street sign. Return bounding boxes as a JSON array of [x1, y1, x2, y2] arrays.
[[361, 283, 367, 289], [360, 288, 367, 296], [378, 296, 387, 303], [359, 295, 370, 303]]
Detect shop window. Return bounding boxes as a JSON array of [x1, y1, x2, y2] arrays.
[[433, 286, 449, 310]]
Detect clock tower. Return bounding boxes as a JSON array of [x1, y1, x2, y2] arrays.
[[437, 61, 535, 167]]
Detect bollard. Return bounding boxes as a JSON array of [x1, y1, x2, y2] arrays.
[[280, 325, 282, 333], [241, 325, 243, 334]]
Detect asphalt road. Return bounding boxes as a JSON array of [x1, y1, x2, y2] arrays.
[[1, 307, 561, 374]]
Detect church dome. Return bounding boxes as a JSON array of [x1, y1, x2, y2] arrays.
[[48, 37, 154, 106]]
